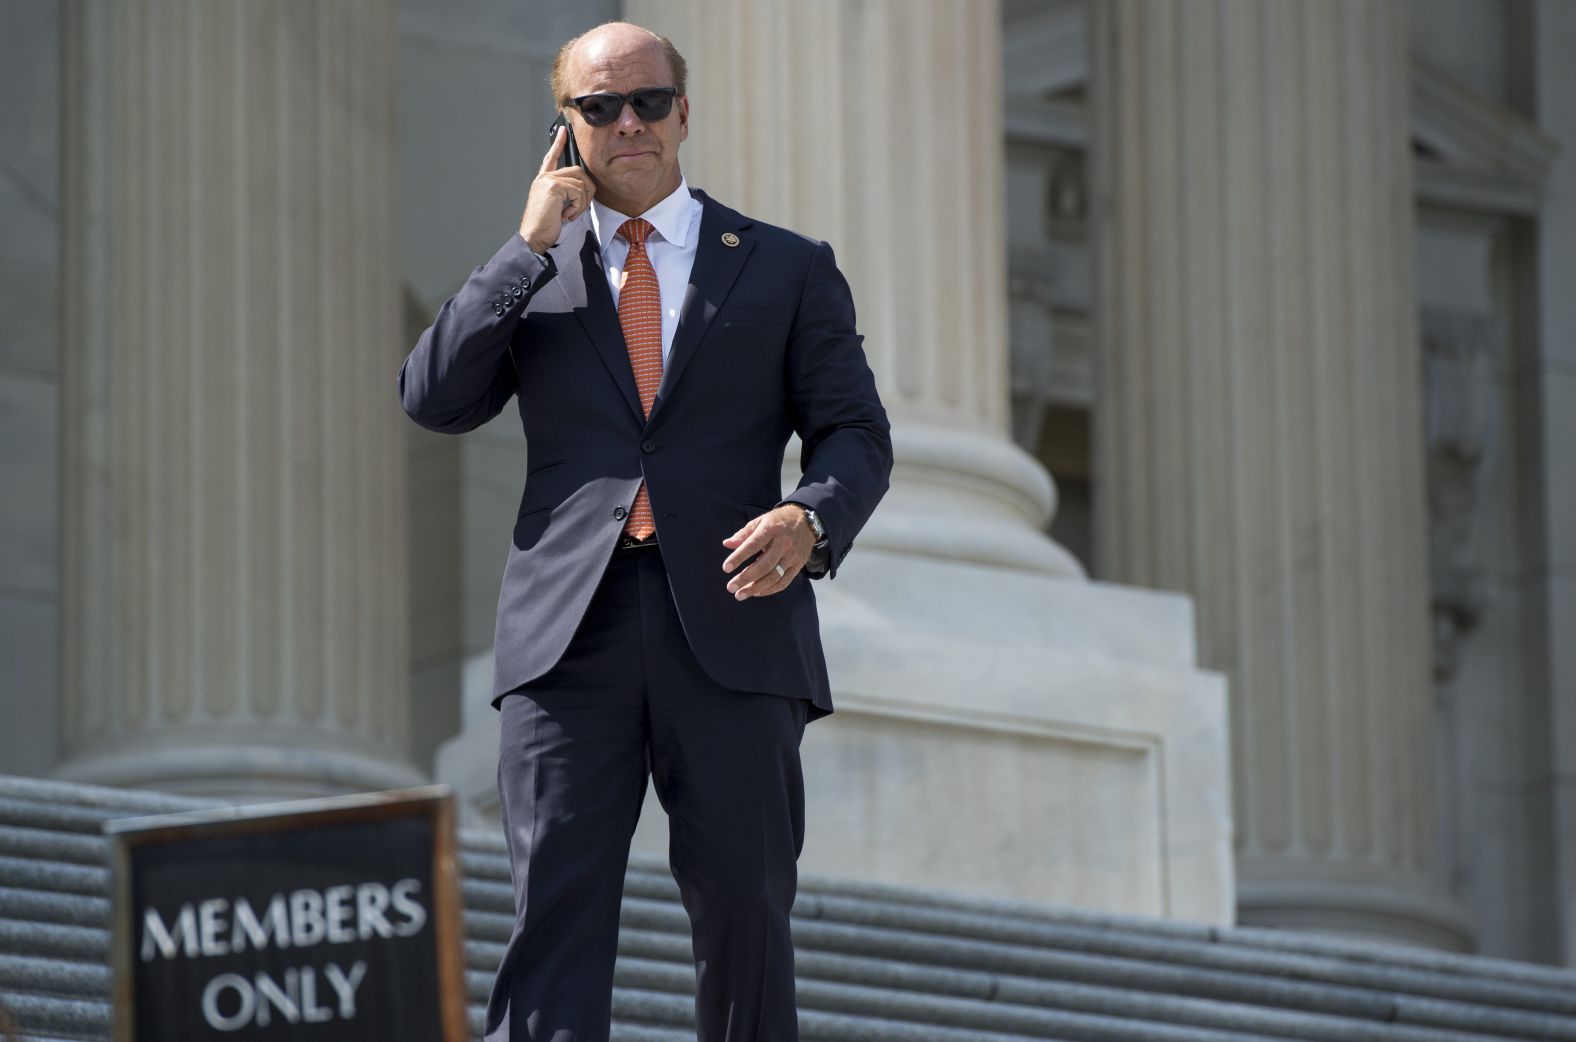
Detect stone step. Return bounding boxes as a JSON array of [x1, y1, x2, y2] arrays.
[[5, 775, 1576, 1042], [0, 855, 105, 897], [5, 904, 1568, 1042], [0, 989, 691, 1042], [0, 823, 108, 866], [4, 781, 1573, 1009], [0, 885, 108, 928], [464, 837, 1576, 1018], [0, 954, 108, 999], [0, 990, 107, 1040]]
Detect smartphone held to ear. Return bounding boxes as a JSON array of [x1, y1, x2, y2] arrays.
[[548, 114, 581, 169]]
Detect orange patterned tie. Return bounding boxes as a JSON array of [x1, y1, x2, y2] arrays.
[[617, 218, 661, 540]]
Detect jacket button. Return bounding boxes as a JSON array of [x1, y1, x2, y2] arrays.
[[512, 285, 523, 298], [612, 506, 627, 521], [493, 304, 505, 316], [641, 440, 656, 454]]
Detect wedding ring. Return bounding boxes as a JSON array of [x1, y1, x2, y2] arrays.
[[774, 564, 786, 579]]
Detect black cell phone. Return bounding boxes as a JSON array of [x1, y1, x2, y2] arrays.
[[548, 113, 581, 169]]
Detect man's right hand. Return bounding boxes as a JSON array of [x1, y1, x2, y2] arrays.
[[519, 125, 595, 254]]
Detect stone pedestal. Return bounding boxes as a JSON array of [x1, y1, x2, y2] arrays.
[[1089, 0, 1468, 947], [57, 0, 422, 799]]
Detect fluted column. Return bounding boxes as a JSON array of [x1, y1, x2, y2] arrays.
[[58, 0, 422, 798], [1090, 0, 1466, 947], [626, 0, 1080, 576]]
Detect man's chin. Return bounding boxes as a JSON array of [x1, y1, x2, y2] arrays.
[[590, 166, 682, 214], [600, 172, 658, 198]]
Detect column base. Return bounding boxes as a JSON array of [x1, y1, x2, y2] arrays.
[[1237, 857, 1475, 951], [53, 733, 425, 803], [832, 421, 1087, 578]]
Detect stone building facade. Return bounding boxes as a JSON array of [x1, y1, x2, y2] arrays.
[[2, 0, 1574, 966]]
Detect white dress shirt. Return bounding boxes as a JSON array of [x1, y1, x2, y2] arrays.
[[589, 178, 704, 365]]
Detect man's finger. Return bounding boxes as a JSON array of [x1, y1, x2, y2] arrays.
[[540, 169, 588, 197], [751, 557, 801, 597], [556, 171, 595, 219], [721, 516, 762, 554], [730, 546, 793, 599], [563, 171, 595, 205], [722, 524, 774, 573], [735, 554, 802, 600], [758, 560, 801, 597], [727, 541, 787, 594], [538, 125, 567, 176]]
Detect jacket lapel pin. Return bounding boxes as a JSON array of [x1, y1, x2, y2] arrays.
[[721, 232, 740, 247]]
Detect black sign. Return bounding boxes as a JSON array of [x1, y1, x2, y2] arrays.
[[105, 787, 467, 1042]]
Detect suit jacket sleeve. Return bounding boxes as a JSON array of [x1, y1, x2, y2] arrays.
[[778, 241, 893, 579], [398, 233, 558, 434]]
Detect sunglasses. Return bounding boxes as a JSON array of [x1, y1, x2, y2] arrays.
[[568, 87, 679, 127]]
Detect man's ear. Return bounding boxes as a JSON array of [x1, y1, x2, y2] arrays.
[[678, 96, 690, 141]]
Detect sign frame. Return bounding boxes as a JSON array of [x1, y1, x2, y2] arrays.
[[104, 785, 468, 1042]]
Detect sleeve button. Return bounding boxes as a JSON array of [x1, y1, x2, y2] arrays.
[[493, 303, 505, 316], [512, 285, 523, 298]]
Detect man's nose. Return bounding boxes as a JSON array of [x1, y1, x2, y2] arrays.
[[614, 102, 644, 133]]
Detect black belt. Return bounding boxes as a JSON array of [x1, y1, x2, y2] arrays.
[[615, 533, 660, 551]]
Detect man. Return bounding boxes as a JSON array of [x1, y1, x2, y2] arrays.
[[399, 20, 891, 1042]]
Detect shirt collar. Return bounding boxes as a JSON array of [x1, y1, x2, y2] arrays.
[[591, 177, 696, 253]]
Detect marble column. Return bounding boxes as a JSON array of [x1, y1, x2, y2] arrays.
[[1090, 0, 1467, 947], [627, 0, 1080, 577], [57, 0, 423, 799]]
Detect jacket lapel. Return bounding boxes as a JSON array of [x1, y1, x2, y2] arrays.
[[649, 190, 754, 424], [552, 220, 643, 421]]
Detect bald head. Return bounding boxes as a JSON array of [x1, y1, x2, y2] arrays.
[[550, 21, 687, 106], [546, 20, 691, 218]]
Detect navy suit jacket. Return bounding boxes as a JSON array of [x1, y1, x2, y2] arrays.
[[399, 188, 891, 720]]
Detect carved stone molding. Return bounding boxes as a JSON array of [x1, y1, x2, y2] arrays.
[[1421, 308, 1501, 681]]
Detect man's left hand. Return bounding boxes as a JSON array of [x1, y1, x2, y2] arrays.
[[722, 506, 816, 600]]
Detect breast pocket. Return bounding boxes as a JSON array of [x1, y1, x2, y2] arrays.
[[718, 301, 792, 327], [715, 311, 790, 357]]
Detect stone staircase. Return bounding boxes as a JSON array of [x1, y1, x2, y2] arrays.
[[3, 774, 1576, 1041]]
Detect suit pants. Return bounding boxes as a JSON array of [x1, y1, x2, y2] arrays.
[[484, 545, 810, 1042]]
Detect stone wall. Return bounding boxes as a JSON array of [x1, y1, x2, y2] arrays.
[[0, 0, 61, 778]]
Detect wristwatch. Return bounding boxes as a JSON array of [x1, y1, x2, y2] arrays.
[[800, 507, 828, 548], [796, 506, 830, 578]]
